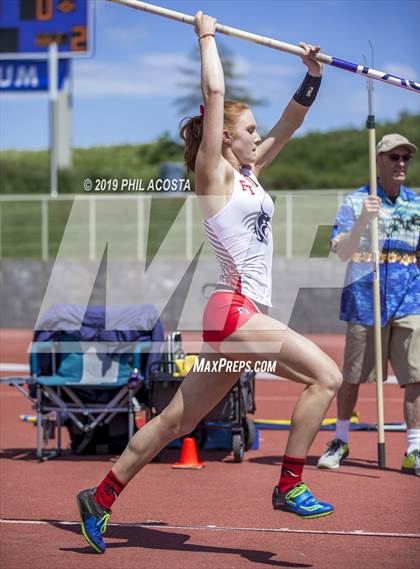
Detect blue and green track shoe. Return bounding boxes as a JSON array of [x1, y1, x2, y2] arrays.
[[77, 488, 111, 554], [272, 482, 334, 519]]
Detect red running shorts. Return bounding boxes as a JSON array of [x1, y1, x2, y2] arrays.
[[202, 290, 261, 352]]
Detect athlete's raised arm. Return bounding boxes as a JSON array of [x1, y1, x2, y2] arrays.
[[193, 11, 228, 192], [255, 43, 323, 175]]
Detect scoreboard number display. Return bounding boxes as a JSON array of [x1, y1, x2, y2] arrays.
[[0, 0, 93, 58]]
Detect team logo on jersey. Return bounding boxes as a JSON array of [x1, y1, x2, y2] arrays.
[[239, 179, 255, 195], [242, 205, 272, 245]]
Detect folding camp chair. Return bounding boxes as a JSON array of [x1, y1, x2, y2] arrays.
[[1, 304, 164, 461]]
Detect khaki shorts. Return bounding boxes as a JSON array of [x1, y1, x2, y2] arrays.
[[343, 314, 420, 387]]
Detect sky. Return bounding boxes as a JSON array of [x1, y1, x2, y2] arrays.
[[0, 0, 419, 150]]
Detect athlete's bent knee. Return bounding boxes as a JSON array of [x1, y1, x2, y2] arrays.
[[316, 362, 342, 394], [325, 364, 343, 393]]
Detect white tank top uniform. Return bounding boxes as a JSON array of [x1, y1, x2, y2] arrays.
[[203, 167, 274, 308]]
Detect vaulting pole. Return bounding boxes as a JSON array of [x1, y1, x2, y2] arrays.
[[108, 0, 420, 94], [364, 44, 386, 468]]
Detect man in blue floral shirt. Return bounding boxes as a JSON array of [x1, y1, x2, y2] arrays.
[[317, 134, 420, 475]]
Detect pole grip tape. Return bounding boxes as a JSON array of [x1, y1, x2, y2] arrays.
[[330, 58, 358, 73], [366, 115, 375, 129]]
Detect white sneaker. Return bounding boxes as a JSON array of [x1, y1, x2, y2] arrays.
[[317, 439, 349, 469]]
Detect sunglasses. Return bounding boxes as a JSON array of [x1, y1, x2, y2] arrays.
[[386, 153, 412, 162]]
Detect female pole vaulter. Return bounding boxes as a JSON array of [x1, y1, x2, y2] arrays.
[[77, 11, 342, 554]]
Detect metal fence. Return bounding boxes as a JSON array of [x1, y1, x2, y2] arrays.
[[0, 190, 357, 261]]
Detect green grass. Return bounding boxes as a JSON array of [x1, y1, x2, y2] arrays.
[[1, 111, 418, 259], [1, 113, 419, 195], [0, 192, 345, 260], [0, 139, 179, 195]]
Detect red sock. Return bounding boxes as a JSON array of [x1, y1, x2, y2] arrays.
[[277, 455, 305, 493], [95, 470, 126, 510]]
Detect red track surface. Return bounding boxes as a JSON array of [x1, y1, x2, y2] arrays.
[[1, 330, 419, 569]]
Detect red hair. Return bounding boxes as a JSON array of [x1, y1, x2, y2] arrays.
[[180, 100, 250, 172]]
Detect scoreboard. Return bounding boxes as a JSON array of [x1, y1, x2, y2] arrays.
[[0, 0, 93, 58]]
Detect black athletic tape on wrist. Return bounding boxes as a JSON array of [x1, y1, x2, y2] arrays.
[[293, 73, 322, 107]]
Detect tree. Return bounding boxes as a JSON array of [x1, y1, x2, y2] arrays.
[[174, 41, 265, 116]]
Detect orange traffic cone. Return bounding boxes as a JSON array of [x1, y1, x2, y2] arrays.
[[172, 436, 205, 469]]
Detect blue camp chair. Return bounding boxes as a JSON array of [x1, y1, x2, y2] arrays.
[[4, 304, 163, 461]]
